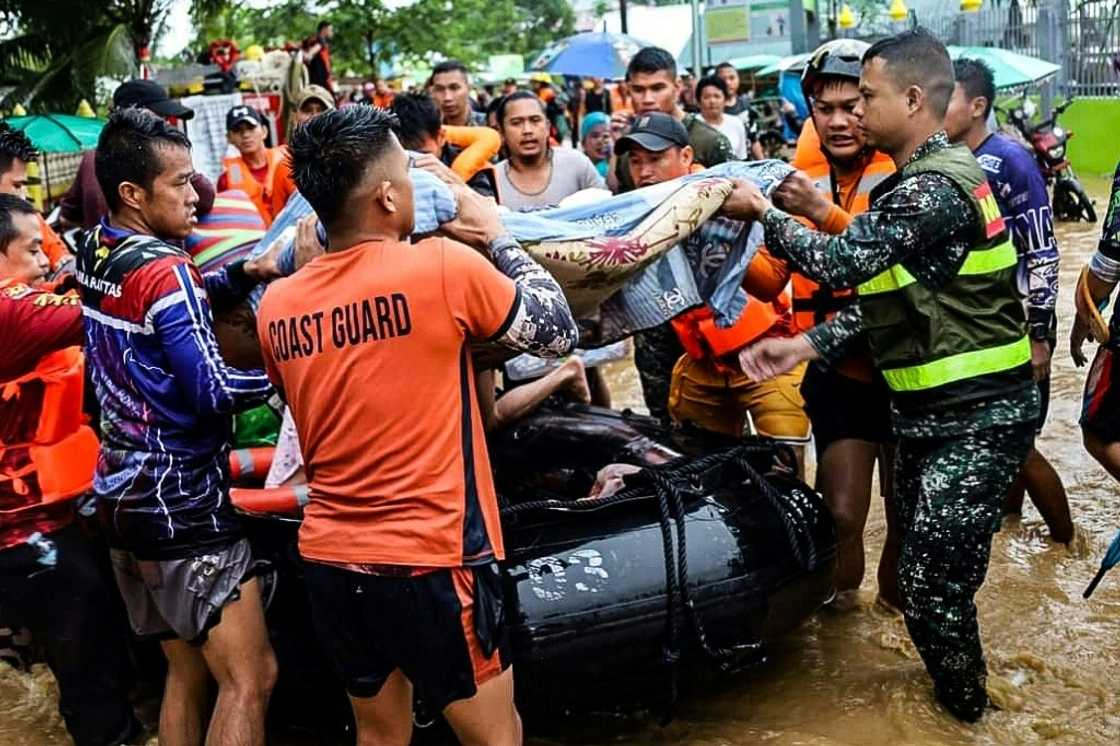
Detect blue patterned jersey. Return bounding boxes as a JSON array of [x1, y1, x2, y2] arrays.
[[975, 133, 1059, 337], [76, 221, 271, 558]]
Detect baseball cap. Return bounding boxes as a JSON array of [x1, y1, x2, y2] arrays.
[[615, 112, 690, 155], [294, 85, 336, 112], [112, 79, 194, 120], [226, 105, 262, 130]]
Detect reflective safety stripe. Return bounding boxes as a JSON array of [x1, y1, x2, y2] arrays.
[[858, 239, 1017, 296], [881, 335, 1030, 392]]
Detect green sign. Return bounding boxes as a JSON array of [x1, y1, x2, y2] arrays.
[[706, 7, 750, 43]]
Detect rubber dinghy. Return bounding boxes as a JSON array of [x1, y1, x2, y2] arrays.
[[231, 404, 836, 713]]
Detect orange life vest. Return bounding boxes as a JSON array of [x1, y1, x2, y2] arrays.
[[788, 120, 895, 381], [789, 120, 895, 334], [0, 346, 99, 513], [672, 289, 792, 367], [222, 148, 287, 226]]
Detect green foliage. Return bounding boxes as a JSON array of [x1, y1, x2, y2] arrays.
[[0, 0, 158, 111], [191, 0, 575, 76]]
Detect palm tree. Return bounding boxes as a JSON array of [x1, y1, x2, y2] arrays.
[[0, 0, 223, 111]]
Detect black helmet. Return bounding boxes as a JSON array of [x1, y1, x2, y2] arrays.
[[801, 39, 870, 100]]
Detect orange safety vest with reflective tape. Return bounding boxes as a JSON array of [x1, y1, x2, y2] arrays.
[[222, 148, 287, 226], [789, 120, 895, 381], [0, 345, 99, 513]]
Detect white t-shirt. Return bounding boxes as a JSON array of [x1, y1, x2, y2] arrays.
[[496, 148, 606, 212], [710, 114, 748, 160]]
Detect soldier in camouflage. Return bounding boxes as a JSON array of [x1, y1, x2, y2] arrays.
[[725, 30, 1037, 722]]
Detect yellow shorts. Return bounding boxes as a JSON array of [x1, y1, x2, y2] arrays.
[[668, 355, 811, 442]]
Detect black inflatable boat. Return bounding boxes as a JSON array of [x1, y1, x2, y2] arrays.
[[232, 404, 836, 713]]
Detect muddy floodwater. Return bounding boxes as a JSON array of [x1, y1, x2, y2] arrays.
[[3, 182, 1119, 745]]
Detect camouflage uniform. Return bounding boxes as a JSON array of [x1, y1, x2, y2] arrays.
[[633, 323, 685, 423], [761, 132, 1037, 721]]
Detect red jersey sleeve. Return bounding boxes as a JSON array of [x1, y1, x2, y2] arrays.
[[0, 284, 84, 380], [440, 239, 518, 340]]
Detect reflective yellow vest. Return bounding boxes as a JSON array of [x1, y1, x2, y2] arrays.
[[857, 144, 1032, 411]]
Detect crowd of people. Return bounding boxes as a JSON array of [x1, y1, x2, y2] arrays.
[[2, 22, 1119, 746]]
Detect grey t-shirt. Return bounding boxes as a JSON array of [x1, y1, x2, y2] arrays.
[[496, 148, 605, 212]]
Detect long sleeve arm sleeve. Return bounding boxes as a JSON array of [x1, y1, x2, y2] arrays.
[[761, 172, 976, 289], [155, 262, 272, 418], [485, 234, 579, 358]]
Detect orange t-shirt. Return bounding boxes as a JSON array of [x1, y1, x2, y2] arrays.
[[256, 237, 517, 568]]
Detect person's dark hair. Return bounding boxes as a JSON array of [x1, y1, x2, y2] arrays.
[[486, 94, 505, 119], [95, 108, 191, 212], [390, 93, 442, 151], [863, 28, 954, 117], [953, 58, 996, 119], [432, 60, 470, 81], [0, 193, 37, 255], [715, 62, 736, 73], [0, 123, 37, 176], [288, 106, 399, 228], [495, 90, 545, 127], [696, 75, 729, 100], [626, 46, 677, 82], [317, 21, 331, 32]]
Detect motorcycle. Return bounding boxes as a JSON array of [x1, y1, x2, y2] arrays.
[[747, 96, 796, 161], [996, 95, 1097, 223]]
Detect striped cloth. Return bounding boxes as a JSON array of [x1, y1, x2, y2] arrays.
[[184, 190, 267, 273]]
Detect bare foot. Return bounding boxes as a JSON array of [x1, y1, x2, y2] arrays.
[[561, 357, 592, 404]]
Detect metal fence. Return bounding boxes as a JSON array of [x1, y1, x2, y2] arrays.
[[1063, 0, 1120, 95], [911, 0, 1120, 98]]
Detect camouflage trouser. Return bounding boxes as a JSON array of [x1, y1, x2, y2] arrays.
[[895, 423, 1034, 722], [633, 322, 685, 423]]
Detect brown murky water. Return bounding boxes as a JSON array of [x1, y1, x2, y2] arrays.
[[3, 184, 1119, 744]]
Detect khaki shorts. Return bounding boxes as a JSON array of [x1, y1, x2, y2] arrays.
[[110, 539, 254, 645], [669, 355, 811, 442]]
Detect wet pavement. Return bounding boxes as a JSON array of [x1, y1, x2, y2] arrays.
[[3, 183, 1119, 745]]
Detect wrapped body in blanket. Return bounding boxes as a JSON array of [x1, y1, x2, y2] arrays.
[[206, 160, 793, 368]]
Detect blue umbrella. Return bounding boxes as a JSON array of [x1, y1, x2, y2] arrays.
[[531, 32, 652, 80], [1084, 529, 1120, 598]]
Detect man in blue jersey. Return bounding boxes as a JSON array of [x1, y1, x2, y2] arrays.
[[944, 58, 1073, 543], [77, 108, 285, 746]]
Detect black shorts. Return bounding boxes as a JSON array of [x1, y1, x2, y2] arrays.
[[801, 363, 894, 459], [302, 561, 510, 711]]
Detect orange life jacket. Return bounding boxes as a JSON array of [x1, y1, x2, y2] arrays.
[[789, 120, 896, 381], [222, 148, 287, 226], [789, 120, 895, 334], [0, 346, 99, 513], [672, 289, 792, 368]]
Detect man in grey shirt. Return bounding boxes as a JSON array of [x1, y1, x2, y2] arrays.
[[495, 91, 604, 212]]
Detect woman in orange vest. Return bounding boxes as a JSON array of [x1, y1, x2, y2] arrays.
[[219, 105, 295, 226], [0, 194, 140, 743], [740, 40, 903, 611]]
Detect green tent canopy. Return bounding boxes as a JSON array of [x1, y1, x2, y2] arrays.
[[3, 114, 105, 153], [947, 46, 1062, 90]]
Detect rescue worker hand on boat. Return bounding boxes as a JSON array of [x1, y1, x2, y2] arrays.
[[726, 30, 1038, 723]]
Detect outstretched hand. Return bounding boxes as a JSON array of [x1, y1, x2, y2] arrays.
[[440, 184, 505, 250], [738, 335, 819, 382], [719, 178, 772, 222], [772, 171, 831, 225]]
